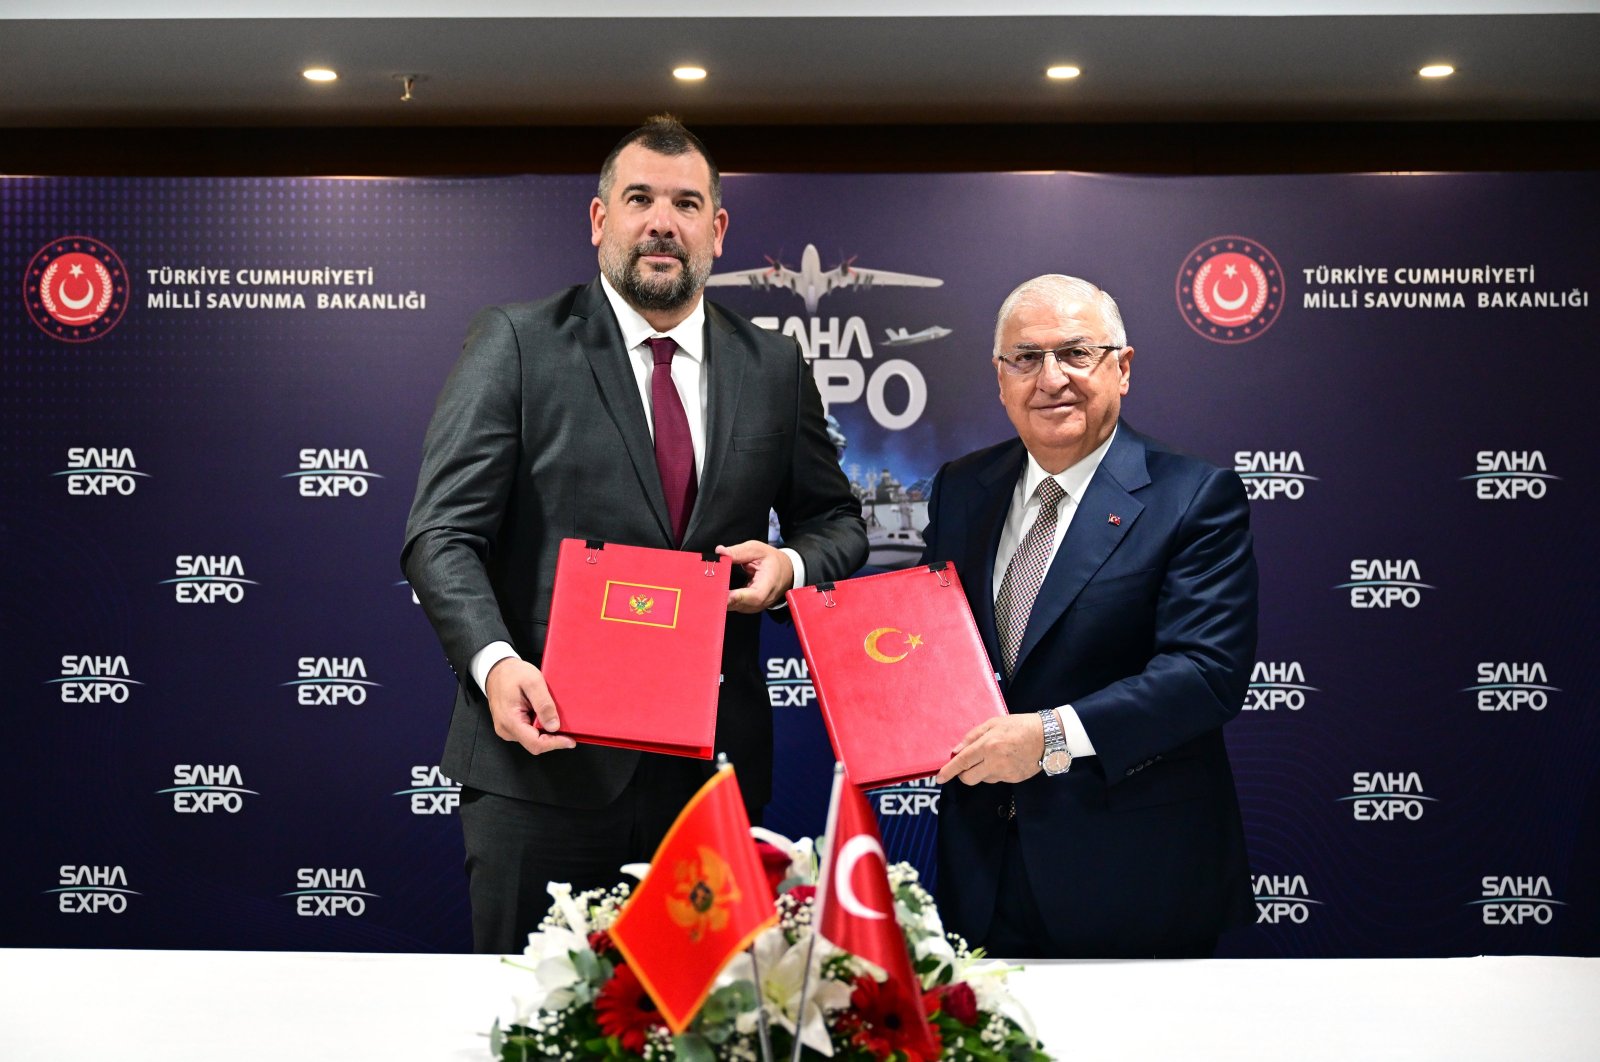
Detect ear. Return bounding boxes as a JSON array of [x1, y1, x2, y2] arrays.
[[1117, 346, 1134, 395], [711, 207, 729, 258], [589, 197, 607, 249]]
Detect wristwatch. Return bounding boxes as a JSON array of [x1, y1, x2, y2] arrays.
[[1038, 709, 1072, 776]]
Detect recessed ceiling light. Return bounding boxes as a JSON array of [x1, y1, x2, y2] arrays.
[[673, 67, 708, 81], [303, 68, 338, 82], [1046, 65, 1082, 80], [1418, 64, 1455, 78]]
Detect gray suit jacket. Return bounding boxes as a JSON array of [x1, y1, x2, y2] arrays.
[[402, 278, 866, 810]]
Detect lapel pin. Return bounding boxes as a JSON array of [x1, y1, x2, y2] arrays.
[[1107, 513, 1122, 526]]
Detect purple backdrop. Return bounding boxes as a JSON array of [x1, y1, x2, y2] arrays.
[[3, 171, 1596, 957]]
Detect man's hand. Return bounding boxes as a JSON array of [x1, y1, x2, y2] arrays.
[[935, 714, 1045, 785], [484, 657, 576, 756], [718, 540, 795, 613]]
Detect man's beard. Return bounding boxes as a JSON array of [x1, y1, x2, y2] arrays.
[[600, 236, 710, 313]]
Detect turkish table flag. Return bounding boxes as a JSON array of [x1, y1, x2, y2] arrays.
[[816, 770, 941, 1059], [610, 766, 778, 1033]]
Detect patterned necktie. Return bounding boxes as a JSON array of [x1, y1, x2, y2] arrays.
[[994, 477, 1067, 678], [647, 336, 697, 545]]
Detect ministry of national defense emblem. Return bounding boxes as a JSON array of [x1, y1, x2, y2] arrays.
[[25, 236, 131, 343], [1177, 236, 1285, 344]]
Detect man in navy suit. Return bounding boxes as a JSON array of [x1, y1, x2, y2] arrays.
[[403, 117, 865, 953], [928, 274, 1256, 958]]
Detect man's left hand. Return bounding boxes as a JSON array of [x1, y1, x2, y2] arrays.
[[718, 540, 795, 613], [935, 714, 1045, 785]]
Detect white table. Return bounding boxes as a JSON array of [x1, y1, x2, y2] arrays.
[[2, 949, 1596, 1061]]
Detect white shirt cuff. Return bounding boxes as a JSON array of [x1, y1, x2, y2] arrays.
[[1056, 705, 1097, 758], [470, 641, 519, 696], [770, 547, 806, 611]]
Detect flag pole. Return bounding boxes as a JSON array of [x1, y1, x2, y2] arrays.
[[719, 753, 775, 1062], [746, 928, 776, 1062], [790, 762, 845, 1062]]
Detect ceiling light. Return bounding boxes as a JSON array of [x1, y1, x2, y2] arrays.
[[1046, 65, 1082, 80], [1418, 64, 1455, 78], [303, 68, 338, 82], [673, 67, 708, 81]]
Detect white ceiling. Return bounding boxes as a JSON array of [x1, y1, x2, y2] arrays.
[[2, 3, 1597, 128]]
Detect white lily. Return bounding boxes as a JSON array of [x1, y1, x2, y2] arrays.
[[516, 924, 590, 1011], [546, 881, 589, 935], [959, 958, 1035, 1040], [749, 827, 819, 888], [913, 932, 957, 989], [726, 928, 851, 1057]]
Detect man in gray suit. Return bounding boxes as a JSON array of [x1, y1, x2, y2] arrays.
[[403, 116, 866, 953]]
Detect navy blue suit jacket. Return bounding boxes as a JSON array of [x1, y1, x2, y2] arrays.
[[922, 423, 1257, 957]]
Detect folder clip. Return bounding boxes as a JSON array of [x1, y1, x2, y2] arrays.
[[928, 561, 952, 588], [817, 582, 836, 608]]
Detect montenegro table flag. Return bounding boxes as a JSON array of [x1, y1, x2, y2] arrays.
[[610, 765, 779, 1033], [815, 768, 941, 1060]]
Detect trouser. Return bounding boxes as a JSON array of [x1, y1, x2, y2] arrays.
[[458, 755, 749, 954]]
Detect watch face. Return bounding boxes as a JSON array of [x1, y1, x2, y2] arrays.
[[1043, 750, 1072, 775]]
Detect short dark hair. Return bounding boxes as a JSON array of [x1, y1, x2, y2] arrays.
[[597, 114, 722, 210]]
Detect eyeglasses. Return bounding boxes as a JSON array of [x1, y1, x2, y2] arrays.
[[994, 344, 1123, 377]]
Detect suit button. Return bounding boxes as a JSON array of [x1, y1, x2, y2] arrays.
[[1125, 769, 1135, 777]]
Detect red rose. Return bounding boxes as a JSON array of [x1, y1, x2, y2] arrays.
[[929, 982, 979, 1026], [588, 929, 616, 958], [755, 840, 791, 896]]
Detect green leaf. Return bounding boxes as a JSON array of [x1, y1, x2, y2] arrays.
[[674, 1032, 717, 1062], [571, 948, 615, 988]]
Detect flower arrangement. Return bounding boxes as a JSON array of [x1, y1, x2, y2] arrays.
[[491, 828, 1051, 1062]]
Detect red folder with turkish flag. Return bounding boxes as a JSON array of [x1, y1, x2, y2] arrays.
[[786, 562, 1009, 787], [540, 538, 730, 758]]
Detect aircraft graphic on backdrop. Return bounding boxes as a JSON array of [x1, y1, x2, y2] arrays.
[[880, 325, 951, 347], [706, 244, 942, 315]]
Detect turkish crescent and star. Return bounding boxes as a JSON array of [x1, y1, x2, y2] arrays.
[[862, 627, 923, 664], [833, 835, 890, 920]]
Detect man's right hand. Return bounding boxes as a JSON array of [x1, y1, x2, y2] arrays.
[[485, 657, 575, 756]]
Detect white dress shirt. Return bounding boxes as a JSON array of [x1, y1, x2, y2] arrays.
[[469, 278, 804, 695], [990, 428, 1118, 759]]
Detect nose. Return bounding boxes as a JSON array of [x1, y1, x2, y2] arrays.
[[1036, 353, 1073, 389], [646, 198, 676, 238]]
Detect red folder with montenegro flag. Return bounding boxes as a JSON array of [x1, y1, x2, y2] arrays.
[[786, 562, 1009, 787], [541, 538, 731, 758], [609, 764, 777, 1033]]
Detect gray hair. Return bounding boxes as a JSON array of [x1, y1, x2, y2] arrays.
[[597, 113, 722, 211], [993, 274, 1128, 354]]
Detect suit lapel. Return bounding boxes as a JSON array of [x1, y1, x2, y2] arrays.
[[970, 443, 1027, 673], [1012, 426, 1150, 676], [571, 280, 673, 545], [681, 303, 745, 547]]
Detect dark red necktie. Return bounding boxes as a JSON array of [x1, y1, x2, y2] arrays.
[[648, 336, 697, 545]]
